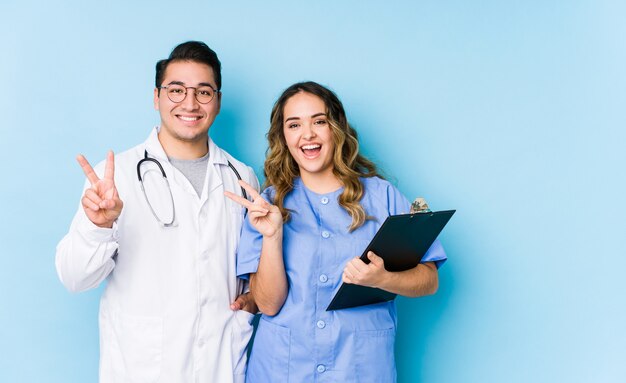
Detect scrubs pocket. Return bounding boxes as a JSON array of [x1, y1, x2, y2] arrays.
[[354, 328, 397, 383], [247, 317, 290, 382], [115, 313, 163, 382]]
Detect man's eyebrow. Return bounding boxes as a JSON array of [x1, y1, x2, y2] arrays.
[[165, 81, 215, 88]]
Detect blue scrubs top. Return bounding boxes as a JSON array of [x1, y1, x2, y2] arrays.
[[237, 177, 447, 383]]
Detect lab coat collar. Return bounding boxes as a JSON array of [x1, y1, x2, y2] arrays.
[[144, 127, 229, 204], [207, 136, 229, 166], [144, 127, 169, 161]]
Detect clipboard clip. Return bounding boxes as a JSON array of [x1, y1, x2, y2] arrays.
[[410, 197, 432, 214]]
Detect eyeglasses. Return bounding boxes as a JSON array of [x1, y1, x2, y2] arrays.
[[158, 83, 218, 104]]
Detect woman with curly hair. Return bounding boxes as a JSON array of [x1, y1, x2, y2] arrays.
[[226, 81, 446, 382]]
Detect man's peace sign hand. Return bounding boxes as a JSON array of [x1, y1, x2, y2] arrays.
[[77, 151, 124, 228]]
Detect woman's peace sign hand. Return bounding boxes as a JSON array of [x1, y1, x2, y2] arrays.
[[77, 150, 124, 228], [225, 180, 283, 238]]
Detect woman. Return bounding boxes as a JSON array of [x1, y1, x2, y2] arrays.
[[226, 81, 446, 382]]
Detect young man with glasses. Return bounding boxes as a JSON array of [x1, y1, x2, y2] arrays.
[[56, 41, 259, 383]]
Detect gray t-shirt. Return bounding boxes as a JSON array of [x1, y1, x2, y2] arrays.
[[169, 151, 210, 197]]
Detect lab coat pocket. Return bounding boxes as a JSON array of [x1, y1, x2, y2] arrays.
[[115, 313, 163, 382], [247, 317, 290, 381], [232, 309, 256, 377], [230, 204, 246, 216], [229, 204, 245, 231], [354, 328, 397, 383], [234, 307, 256, 327]]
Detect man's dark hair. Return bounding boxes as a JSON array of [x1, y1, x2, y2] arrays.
[[155, 41, 222, 91]]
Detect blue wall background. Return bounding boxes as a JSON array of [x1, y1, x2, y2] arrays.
[[1, 1, 624, 382]]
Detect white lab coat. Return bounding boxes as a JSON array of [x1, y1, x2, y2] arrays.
[[56, 128, 259, 383]]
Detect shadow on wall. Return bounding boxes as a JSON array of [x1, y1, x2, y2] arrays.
[[210, 100, 266, 178], [394, 242, 458, 382]]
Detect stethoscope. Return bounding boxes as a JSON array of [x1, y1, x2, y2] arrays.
[[137, 150, 248, 227]]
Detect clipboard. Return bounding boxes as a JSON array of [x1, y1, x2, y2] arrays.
[[326, 209, 455, 311]]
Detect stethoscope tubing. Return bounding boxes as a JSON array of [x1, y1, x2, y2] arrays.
[[137, 150, 247, 227]]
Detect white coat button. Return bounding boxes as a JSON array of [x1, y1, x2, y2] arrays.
[[198, 339, 205, 347], [319, 274, 328, 283], [317, 364, 326, 373], [316, 320, 326, 329], [321, 231, 330, 238], [321, 197, 329, 204]]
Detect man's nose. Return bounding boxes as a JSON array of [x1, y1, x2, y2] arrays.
[[181, 88, 199, 109]]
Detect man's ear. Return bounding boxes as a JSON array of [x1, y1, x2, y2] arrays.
[[216, 91, 222, 114], [153, 88, 160, 110]]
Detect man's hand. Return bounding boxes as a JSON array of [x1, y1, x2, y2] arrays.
[[77, 150, 123, 228], [230, 292, 259, 315], [342, 251, 389, 288]]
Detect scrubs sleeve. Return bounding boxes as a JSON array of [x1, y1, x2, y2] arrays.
[[236, 187, 272, 280], [386, 182, 448, 268], [422, 238, 447, 268], [386, 182, 411, 216]]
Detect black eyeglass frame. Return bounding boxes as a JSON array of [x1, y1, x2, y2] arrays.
[[157, 84, 219, 104]]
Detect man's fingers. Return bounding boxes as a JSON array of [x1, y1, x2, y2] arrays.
[[99, 199, 115, 210], [231, 293, 255, 312], [77, 154, 100, 186], [82, 196, 100, 211], [104, 150, 115, 182], [84, 188, 103, 206], [233, 294, 247, 308]]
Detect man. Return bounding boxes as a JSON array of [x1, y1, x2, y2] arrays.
[[56, 41, 258, 382]]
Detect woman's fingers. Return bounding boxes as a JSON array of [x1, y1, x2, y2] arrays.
[[237, 181, 272, 210], [225, 190, 269, 213], [238, 180, 262, 200], [224, 190, 254, 209], [347, 257, 366, 274]]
